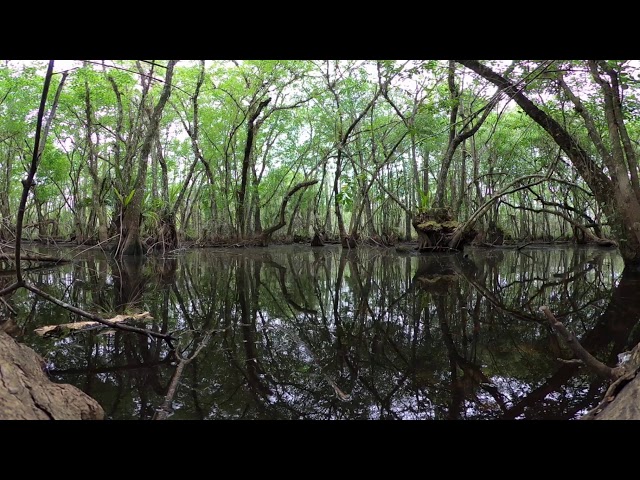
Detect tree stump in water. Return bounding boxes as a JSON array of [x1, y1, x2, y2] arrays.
[[311, 232, 325, 247], [146, 212, 179, 253], [0, 331, 104, 420], [412, 255, 460, 294], [412, 208, 477, 252]]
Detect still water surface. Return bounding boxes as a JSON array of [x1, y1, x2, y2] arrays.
[[6, 244, 639, 420]]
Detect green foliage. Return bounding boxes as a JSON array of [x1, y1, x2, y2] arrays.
[[420, 189, 430, 210], [146, 194, 165, 212], [123, 189, 135, 207], [0, 59, 638, 244], [113, 187, 135, 209]]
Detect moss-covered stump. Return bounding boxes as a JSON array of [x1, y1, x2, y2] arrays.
[[412, 208, 476, 251], [0, 331, 104, 420]]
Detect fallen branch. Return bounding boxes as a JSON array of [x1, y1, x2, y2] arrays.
[[35, 311, 153, 337], [539, 305, 621, 380], [0, 253, 68, 263], [26, 283, 175, 345]]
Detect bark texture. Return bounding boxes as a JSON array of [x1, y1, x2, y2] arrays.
[[588, 375, 640, 420], [581, 341, 640, 420], [0, 331, 104, 420]]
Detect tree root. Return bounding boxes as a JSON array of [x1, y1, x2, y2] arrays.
[[540, 305, 640, 419]]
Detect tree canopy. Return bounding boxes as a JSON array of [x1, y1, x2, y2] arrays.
[[1, 60, 639, 264]]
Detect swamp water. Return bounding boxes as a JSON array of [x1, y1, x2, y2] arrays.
[[4, 244, 638, 420]]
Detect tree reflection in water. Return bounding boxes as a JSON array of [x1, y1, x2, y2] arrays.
[[11, 244, 639, 420]]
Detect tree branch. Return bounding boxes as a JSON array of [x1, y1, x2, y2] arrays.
[[25, 283, 176, 345], [261, 179, 319, 240], [539, 305, 620, 380]]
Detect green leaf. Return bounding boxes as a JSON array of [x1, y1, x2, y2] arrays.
[[123, 188, 135, 207], [420, 190, 430, 209]]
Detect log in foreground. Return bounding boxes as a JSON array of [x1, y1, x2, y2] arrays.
[[0, 331, 104, 420]]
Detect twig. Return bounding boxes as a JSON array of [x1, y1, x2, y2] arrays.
[[70, 234, 120, 259], [153, 330, 213, 420], [0, 296, 16, 315]]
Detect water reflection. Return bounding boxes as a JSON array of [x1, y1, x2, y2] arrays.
[[8, 244, 639, 420]]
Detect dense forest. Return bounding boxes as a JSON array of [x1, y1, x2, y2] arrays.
[[1, 60, 639, 263], [5, 59, 640, 420]]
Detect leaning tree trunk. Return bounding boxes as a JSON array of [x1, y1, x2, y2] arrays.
[[456, 60, 640, 266], [433, 62, 495, 209], [259, 180, 318, 246]]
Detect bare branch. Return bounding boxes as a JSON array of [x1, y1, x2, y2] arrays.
[[261, 179, 319, 240], [539, 305, 620, 380], [25, 283, 176, 345]]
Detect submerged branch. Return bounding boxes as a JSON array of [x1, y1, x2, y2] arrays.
[[35, 311, 154, 337], [0, 253, 69, 263], [539, 305, 621, 380], [25, 283, 176, 346], [153, 330, 213, 420]]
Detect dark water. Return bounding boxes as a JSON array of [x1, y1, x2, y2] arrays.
[[4, 243, 640, 420]]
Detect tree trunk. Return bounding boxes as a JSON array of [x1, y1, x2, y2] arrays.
[[83, 62, 109, 243], [0, 148, 13, 240], [237, 98, 271, 239], [116, 61, 177, 256], [33, 191, 47, 239], [286, 192, 305, 237]]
